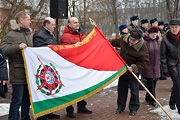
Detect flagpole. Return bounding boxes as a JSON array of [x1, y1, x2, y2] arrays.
[[89, 18, 97, 27], [131, 71, 173, 120]]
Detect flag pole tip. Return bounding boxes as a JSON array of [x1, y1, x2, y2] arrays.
[[89, 18, 97, 27]]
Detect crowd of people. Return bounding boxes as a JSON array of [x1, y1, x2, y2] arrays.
[[111, 14, 180, 116], [0, 11, 180, 120]]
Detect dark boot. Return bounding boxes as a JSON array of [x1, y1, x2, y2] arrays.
[[78, 107, 92, 114], [45, 113, 60, 119]]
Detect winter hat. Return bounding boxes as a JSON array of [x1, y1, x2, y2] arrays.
[[169, 19, 180, 26], [0, 82, 8, 98], [158, 21, 164, 26], [129, 29, 143, 41], [130, 15, 139, 21], [147, 26, 159, 34], [140, 18, 148, 24], [150, 18, 158, 25], [164, 22, 169, 28], [119, 24, 127, 32]]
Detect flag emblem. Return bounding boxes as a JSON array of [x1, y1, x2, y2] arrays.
[[35, 57, 64, 95]]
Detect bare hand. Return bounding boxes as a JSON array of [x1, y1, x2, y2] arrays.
[[127, 66, 133, 73], [19, 43, 27, 50], [0, 80, 6, 85]]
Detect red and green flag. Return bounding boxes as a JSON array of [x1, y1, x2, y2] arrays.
[[22, 27, 127, 118]]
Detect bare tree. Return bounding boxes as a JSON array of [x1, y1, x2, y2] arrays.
[[166, 0, 180, 21], [0, 0, 49, 40]]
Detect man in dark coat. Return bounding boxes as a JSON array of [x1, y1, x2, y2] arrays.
[[160, 19, 180, 114], [110, 29, 149, 116], [1, 11, 33, 120], [61, 17, 92, 118], [33, 17, 60, 120], [33, 17, 58, 47], [140, 18, 149, 33], [158, 21, 165, 35], [128, 15, 139, 32]]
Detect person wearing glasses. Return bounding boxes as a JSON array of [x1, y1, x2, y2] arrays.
[[110, 28, 149, 116]]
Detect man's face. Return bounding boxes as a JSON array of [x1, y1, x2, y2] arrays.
[[46, 19, 56, 32], [129, 38, 140, 46], [170, 25, 180, 35], [142, 23, 148, 29], [69, 18, 79, 31], [132, 20, 138, 26], [158, 25, 164, 30], [152, 21, 158, 27], [20, 14, 31, 28], [122, 28, 128, 33]]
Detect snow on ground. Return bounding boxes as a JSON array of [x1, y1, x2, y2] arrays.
[[1, 103, 180, 119], [150, 105, 180, 120], [1, 79, 180, 119], [0, 103, 10, 116]]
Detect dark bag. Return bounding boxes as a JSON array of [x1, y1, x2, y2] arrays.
[[0, 82, 8, 98]]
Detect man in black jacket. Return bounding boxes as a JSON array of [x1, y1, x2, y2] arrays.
[[33, 17, 58, 47], [160, 19, 180, 114], [33, 17, 59, 120]]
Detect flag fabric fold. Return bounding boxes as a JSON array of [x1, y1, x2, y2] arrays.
[[22, 27, 127, 118]]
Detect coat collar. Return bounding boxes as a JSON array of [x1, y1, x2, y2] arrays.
[[123, 33, 144, 52], [9, 20, 31, 33], [166, 31, 180, 47]]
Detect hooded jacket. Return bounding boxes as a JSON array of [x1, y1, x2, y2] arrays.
[[111, 34, 149, 79], [142, 34, 161, 78], [1, 20, 33, 84], [61, 25, 86, 45]]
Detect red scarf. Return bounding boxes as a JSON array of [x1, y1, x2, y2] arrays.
[[173, 31, 180, 41]]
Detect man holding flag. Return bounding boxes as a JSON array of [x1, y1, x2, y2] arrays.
[[33, 17, 60, 120], [110, 29, 149, 116], [60, 17, 92, 118]]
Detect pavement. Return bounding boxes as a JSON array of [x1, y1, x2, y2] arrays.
[[0, 77, 173, 120]]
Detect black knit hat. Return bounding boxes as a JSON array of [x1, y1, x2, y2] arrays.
[[158, 21, 164, 26], [0, 82, 8, 98], [169, 19, 180, 26], [150, 18, 158, 24], [130, 29, 143, 41], [141, 18, 148, 24], [130, 15, 139, 21]]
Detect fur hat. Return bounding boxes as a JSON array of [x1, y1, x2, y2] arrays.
[[130, 29, 143, 41], [130, 15, 139, 21], [141, 18, 148, 24], [158, 21, 164, 26], [147, 26, 159, 33], [169, 19, 180, 26], [150, 18, 158, 25], [119, 24, 127, 32], [164, 22, 169, 28]]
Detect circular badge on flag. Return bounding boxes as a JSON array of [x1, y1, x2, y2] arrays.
[[35, 63, 64, 95]]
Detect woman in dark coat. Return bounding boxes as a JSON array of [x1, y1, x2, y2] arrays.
[[142, 26, 161, 106]]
